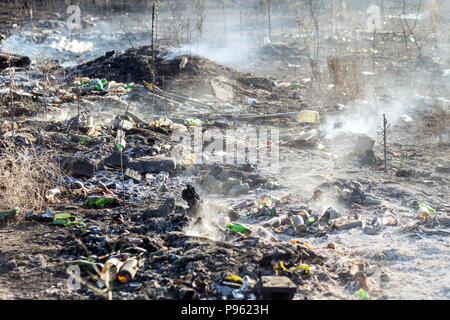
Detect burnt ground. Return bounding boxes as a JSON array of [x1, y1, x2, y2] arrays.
[[0, 1, 449, 300]]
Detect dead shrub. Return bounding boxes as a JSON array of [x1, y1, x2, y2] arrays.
[[0, 146, 64, 214], [327, 56, 361, 102]]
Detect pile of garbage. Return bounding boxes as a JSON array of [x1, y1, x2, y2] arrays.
[[0, 14, 448, 300]]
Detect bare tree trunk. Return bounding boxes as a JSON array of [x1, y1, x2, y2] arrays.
[[222, 0, 227, 42], [268, 0, 271, 41], [151, 2, 156, 107]]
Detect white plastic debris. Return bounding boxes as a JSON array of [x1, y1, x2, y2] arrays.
[[246, 98, 257, 106], [402, 115, 412, 123]]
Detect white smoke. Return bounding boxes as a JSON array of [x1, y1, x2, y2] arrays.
[[322, 87, 418, 140]]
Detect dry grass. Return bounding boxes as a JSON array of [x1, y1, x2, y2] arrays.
[[0, 146, 65, 214]]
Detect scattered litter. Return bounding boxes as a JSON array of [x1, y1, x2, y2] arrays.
[[355, 288, 369, 300], [0, 207, 20, 223], [0, 9, 446, 302], [410, 200, 435, 214]]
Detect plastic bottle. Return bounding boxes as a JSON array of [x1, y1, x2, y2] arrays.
[[226, 223, 251, 235], [115, 129, 126, 151], [86, 115, 94, 127], [257, 226, 277, 242], [263, 214, 288, 228], [229, 183, 250, 196], [337, 220, 363, 230]]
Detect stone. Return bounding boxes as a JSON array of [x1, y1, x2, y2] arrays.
[[227, 209, 240, 222], [361, 150, 377, 165], [363, 225, 379, 235], [61, 156, 96, 178], [238, 76, 273, 92], [182, 185, 201, 215], [125, 111, 145, 124], [259, 276, 296, 300], [396, 170, 414, 177], [0, 52, 31, 70], [128, 157, 176, 174], [124, 168, 142, 183], [144, 198, 175, 218], [104, 152, 129, 168], [382, 213, 398, 226], [113, 114, 135, 130], [329, 133, 375, 156], [185, 165, 197, 176]]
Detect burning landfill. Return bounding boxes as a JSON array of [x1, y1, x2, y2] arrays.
[[0, 0, 449, 302]]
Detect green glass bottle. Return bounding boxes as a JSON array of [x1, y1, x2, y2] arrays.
[[86, 196, 118, 207], [226, 223, 251, 235]]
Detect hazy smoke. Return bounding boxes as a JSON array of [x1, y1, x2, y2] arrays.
[[322, 86, 417, 140], [183, 198, 229, 241]]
